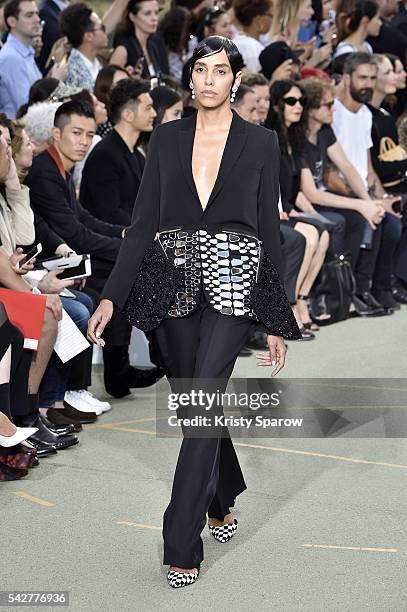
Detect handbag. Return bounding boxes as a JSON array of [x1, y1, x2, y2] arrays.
[[378, 137, 406, 162], [310, 252, 355, 324]]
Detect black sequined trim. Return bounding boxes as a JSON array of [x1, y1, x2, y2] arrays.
[[122, 241, 183, 331], [250, 250, 302, 340]]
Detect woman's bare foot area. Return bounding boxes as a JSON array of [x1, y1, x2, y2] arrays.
[[207, 512, 235, 527], [169, 566, 199, 574], [0, 411, 17, 437]]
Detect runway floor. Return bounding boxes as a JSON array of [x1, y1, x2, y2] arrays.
[[1, 307, 407, 612]]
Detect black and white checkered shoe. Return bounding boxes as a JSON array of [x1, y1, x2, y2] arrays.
[[167, 568, 199, 589], [208, 518, 238, 542]]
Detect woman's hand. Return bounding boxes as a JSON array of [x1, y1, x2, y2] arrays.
[[357, 200, 385, 229], [87, 299, 113, 346], [256, 335, 287, 377], [10, 247, 35, 274]]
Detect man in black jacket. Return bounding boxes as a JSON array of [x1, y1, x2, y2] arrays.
[[80, 79, 155, 226], [26, 99, 162, 397]]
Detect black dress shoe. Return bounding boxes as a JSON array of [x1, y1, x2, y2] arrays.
[[26, 438, 57, 457], [352, 292, 387, 316], [299, 326, 315, 341], [371, 289, 400, 312], [46, 407, 82, 432], [40, 415, 77, 436], [391, 279, 407, 304], [17, 415, 79, 450], [126, 366, 165, 389]]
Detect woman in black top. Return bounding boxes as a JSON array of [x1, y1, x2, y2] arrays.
[[265, 79, 331, 332], [88, 37, 300, 589], [110, 0, 169, 78]]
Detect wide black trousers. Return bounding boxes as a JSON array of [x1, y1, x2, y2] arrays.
[[153, 289, 255, 568]]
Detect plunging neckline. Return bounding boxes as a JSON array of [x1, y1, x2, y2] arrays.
[[191, 111, 235, 211]]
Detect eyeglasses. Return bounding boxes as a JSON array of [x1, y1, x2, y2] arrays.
[[283, 96, 306, 107], [87, 23, 106, 33], [319, 100, 335, 109]]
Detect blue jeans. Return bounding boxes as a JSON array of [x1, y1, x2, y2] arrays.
[[39, 290, 93, 408]]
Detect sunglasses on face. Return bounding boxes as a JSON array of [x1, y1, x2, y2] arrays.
[[320, 100, 335, 109], [283, 96, 306, 107], [88, 23, 106, 33]]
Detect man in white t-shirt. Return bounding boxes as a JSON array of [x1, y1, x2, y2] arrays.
[[332, 52, 400, 314], [232, 0, 272, 73]]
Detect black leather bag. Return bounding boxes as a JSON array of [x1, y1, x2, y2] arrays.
[[310, 252, 355, 324], [122, 239, 183, 332]]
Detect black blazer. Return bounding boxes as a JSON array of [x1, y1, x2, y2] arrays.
[[80, 130, 145, 226], [38, 0, 62, 72], [102, 110, 282, 310], [25, 149, 124, 278]]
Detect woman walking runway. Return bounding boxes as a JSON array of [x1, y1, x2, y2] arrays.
[[88, 36, 300, 588]]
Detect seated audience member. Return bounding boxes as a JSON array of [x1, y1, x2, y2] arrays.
[[384, 53, 407, 119], [330, 52, 401, 314], [94, 65, 131, 137], [232, 0, 272, 73], [59, 2, 108, 90], [333, 0, 381, 60], [241, 72, 270, 124], [138, 84, 182, 152], [80, 80, 155, 226], [25, 100, 162, 398], [37, 0, 67, 72], [366, 0, 407, 63], [265, 80, 331, 334], [9, 117, 109, 423], [110, 0, 169, 79], [231, 83, 259, 124], [300, 75, 383, 262], [71, 89, 108, 188], [259, 41, 298, 84], [0, 0, 42, 119], [22, 100, 62, 155], [0, 305, 41, 480], [0, 128, 78, 455], [16, 78, 82, 118], [160, 6, 192, 84], [367, 54, 407, 306]]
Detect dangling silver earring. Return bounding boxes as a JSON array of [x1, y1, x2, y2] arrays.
[[230, 84, 238, 103], [189, 80, 196, 100]]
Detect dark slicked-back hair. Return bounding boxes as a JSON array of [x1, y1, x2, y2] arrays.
[[109, 78, 151, 125], [54, 99, 95, 131], [186, 35, 244, 80]]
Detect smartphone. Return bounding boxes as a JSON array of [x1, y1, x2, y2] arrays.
[[135, 56, 145, 72], [16, 243, 42, 269], [57, 256, 91, 281]]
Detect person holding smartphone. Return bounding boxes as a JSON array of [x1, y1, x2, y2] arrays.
[[109, 0, 169, 78]]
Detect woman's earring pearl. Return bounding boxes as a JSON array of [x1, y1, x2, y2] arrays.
[[230, 84, 238, 103], [189, 80, 196, 100]]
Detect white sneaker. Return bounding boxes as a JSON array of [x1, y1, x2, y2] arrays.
[[64, 390, 98, 414], [78, 390, 111, 415]]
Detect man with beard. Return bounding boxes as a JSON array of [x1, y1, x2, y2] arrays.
[[332, 52, 399, 315]]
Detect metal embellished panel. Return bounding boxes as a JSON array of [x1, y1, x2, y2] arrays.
[[158, 228, 260, 319], [198, 229, 259, 317], [158, 229, 201, 317]]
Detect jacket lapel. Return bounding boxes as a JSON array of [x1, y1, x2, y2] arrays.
[[177, 110, 248, 212]]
